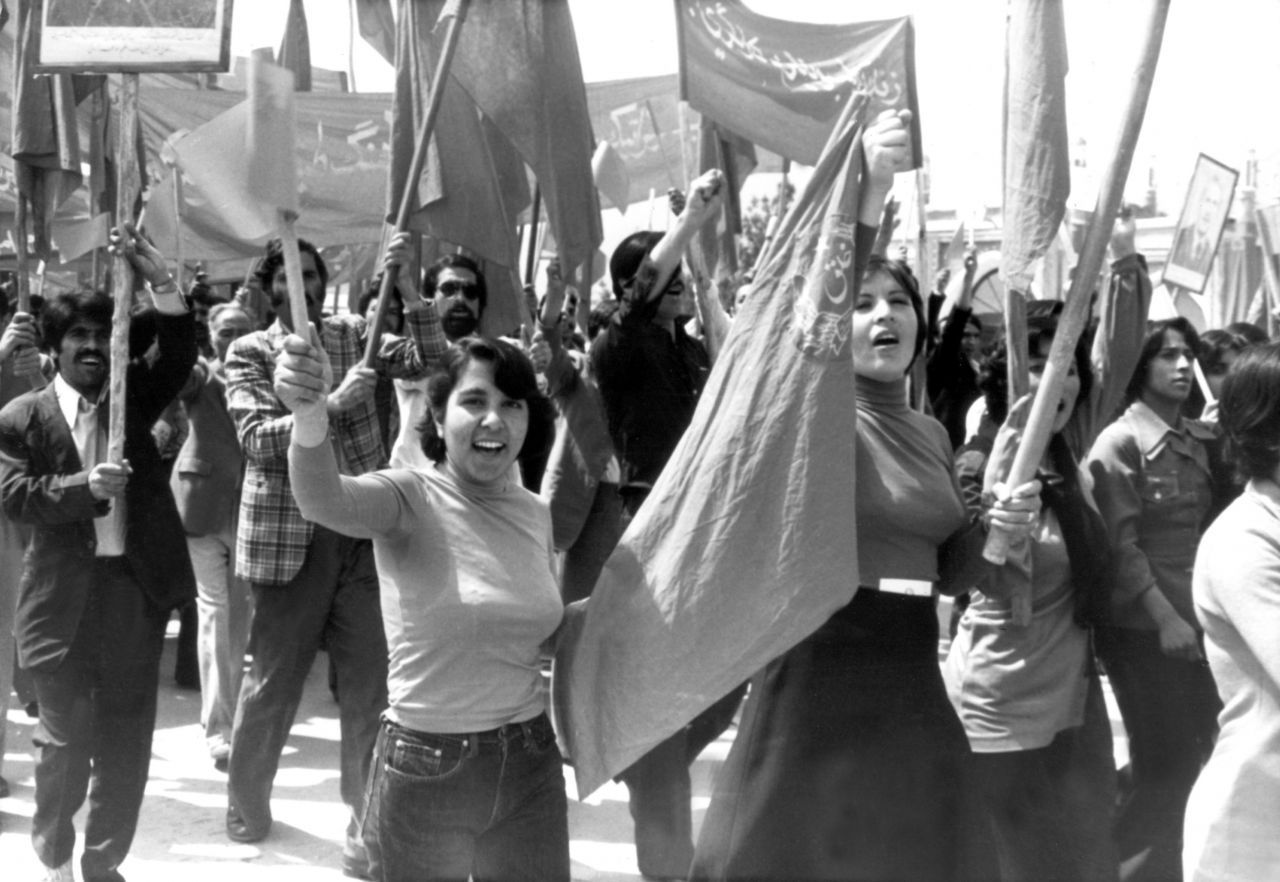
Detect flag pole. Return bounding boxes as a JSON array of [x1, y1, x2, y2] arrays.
[[363, 0, 470, 368], [525, 185, 542, 287], [107, 72, 141, 464], [984, 0, 1172, 566]]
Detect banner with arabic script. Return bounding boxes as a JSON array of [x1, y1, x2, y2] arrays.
[[675, 1, 920, 167]]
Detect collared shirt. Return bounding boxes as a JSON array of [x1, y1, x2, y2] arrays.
[[53, 373, 125, 556], [1087, 399, 1217, 629]]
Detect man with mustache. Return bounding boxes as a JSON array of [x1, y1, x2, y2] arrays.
[[221, 236, 446, 879], [0, 227, 197, 882]]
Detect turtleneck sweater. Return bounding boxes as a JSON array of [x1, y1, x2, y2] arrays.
[[854, 374, 967, 585]]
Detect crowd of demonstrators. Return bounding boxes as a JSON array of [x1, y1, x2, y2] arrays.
[[0, 227, 198, 882], [2, 119, 1280, 882]]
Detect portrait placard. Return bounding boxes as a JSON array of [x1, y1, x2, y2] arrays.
[[33, 0, 233, 73], [1164, 153, 1238, 293]]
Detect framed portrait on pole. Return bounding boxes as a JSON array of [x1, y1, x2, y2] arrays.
[[1164, 153, 1239, 294], [32, 0, 234, 73]]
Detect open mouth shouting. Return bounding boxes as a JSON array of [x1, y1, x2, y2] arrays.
[[871, 329, 900, 349]]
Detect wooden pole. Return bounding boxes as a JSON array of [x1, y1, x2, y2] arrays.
[[363, 0, 470, 368], [14, 195, 30, 313], [984, 0, 1172, 569], [172, 166, 185, 293], [277, 210, 310, 337], [107, 73, 141, 464], [525, 185, 542, 287]]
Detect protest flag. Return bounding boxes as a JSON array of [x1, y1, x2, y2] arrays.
[[9, 0, 90, 265], [384, 0, 529, 341], [555, 94, 875, 797], [691, 117, 756, 285], [592, 140, 632, 211], [416, 0, 602, 278], [1000, 0, 1070, 292], [676, 0, 920, 168], [278, 0, 313, 92], [170, 59, 297, 245], [985, 0, 1171, 568], [353, 0, 396, 65]]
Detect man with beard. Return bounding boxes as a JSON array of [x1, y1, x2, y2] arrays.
[[0, 227, 197, 882], [425, 253, 487, 340], [222, 236, 446, 879]]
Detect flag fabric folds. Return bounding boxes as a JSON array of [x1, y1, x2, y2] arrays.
[[1000, 0, 1070, 291], [415, 0, 602, 277], [693, 117, 757, 282], [592, 141, 631, 211], [9, 0, 93, 260], [170, 59, 297, 244], [555, 94, 872, 798], [676, 0, 920, 168], [387, 0, 528, 337], [277, 0, 313, 92], [353, 0, 396, 66]]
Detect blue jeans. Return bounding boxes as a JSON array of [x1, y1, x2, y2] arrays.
[[362, 713, 570, 882]]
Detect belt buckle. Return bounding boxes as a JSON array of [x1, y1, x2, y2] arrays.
[[877, 578, 933, 597]]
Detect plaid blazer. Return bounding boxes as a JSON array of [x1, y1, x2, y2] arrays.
[[226, 307, 446, 585]]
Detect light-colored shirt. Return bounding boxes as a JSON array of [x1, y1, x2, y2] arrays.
[[53, 373, 124, 556], [290, 439, 564, 733]]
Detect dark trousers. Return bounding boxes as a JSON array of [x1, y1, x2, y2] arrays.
[[620, 687, 745, 879], [970, 673, 1119, 882], [30, 557, 168, 881], [227, 527, 389, 837], [363, 714, 569, 882], [1098, 626, 1220, 882]]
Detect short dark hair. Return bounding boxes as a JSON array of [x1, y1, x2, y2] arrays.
[[588, 299, 619, 340], [424, 254, 487, 316], [41, 290, 114, 354], [609, 231, 664, 299], [978, 328, 1094, 425], [1219, 342, 1280, 480], [356, 274, 405, 318], [1198, 328, 1250, 375], [1124, 317, 1201, 404], [254, 237, 328, 294], [863, 255, 927, 366], [1225, 321, 1269, 347], [418, 336, 555, 465]]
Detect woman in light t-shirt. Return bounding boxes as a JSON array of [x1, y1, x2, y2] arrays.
[[276, 333, 566, 882]]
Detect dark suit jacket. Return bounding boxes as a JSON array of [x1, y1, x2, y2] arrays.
[[170, 357, 243, 537], [0, 311, 198, 671]]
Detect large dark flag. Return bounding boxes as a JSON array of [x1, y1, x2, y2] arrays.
[[676, 0, 920, 168], [1001, 0, 1070, 291], [414, 0, 602, 278], [555, 94, 875, 797], [387, 0, 529, 337]]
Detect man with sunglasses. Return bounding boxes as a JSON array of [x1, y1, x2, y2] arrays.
[[424, 254, 487, 341]]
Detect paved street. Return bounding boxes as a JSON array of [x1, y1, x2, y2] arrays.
[[0, 626, 729, 881]]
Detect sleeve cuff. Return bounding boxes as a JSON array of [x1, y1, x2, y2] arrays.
[[150, 288, 188, 316], [291, 408, 330, 448]]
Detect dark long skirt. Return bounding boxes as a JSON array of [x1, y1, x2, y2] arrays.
[[690, 589, 995, 882]]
